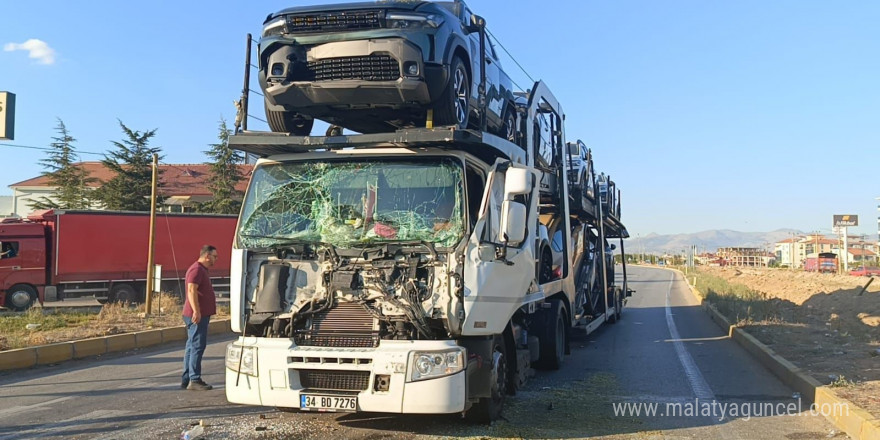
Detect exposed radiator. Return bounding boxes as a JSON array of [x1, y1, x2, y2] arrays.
[[296, 302, 378, 348]]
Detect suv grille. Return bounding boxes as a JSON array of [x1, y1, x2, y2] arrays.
[[286, 11, 383, 33], [299, 369, 370, 392], [294, 55, 399, 82]]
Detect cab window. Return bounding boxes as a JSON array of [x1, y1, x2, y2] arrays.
[[0, 241, 19, 259]]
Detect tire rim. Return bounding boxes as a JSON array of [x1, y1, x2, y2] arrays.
[[453, 67, 468, 126], [505, 112, 516, 142], [10, 290, 31, 309]]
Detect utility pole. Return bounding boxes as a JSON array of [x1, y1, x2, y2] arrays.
[[144, 153, 159, 316]]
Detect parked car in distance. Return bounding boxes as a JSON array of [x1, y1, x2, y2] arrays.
[[258, 0, 517, 139], [850, 266, 880, 276]]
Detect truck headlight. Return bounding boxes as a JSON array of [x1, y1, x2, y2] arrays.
[[262, 16, 287, 37], [386, 12, 444, 29], [408, 349, 464, 382], [226, 343, 258, 376]]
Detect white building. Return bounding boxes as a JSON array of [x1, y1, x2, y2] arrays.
[[0, 195, 13, 218]]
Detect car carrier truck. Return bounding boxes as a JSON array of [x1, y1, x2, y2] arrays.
[[0, 210, 237, 311], [223, 76, 631, 420]]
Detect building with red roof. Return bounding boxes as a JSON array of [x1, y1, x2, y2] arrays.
[[7, 161, 252, 217]]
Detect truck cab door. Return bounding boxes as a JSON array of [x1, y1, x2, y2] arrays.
[[461, 160, 537, 336]]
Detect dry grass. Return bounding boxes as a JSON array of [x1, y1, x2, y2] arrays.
[[694, 266, 880, 420], [0, 293, 229, 351]]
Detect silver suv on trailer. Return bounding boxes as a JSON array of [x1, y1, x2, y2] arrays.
[[259, 0, 517, 138]]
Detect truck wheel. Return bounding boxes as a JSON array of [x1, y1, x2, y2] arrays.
[[535, 300, 565, 370], [265, 102, 314, 135], [608, 289, 622, 323], [435, 56, 469, 129], [5, 284, 37, 311], [465, 334, 507, 423], [110, 284, 139, 305]]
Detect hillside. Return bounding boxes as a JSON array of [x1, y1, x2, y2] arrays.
[[634, 229, 803, 254]]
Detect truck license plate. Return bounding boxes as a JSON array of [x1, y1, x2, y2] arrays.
[[300, 394, 357, 412]]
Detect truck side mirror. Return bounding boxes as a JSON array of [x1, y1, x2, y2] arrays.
[[500, 200, 526, 245], [466, 14, 485, 33], [504, 167, 530, 197]]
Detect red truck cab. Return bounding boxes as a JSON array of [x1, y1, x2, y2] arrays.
[[0, 218, 48, 310], [850, 267, 880, 276]]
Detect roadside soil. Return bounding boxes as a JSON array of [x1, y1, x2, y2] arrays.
[[696, 266, 880, 419], [0, 294, 229, 351]]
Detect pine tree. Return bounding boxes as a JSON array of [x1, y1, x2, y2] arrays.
[[203, 118, 244, 214], [29, 119, 96, 210], [95, 121, 163, 211]]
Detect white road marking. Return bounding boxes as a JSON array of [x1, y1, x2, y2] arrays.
[[0, 396, 73, 418], [0, 410, 132, 440], [665, 274, 715, 400]]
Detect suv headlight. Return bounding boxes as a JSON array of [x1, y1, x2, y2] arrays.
[[226, 343, 257, 376], [408, 349, 464, 382], [262, 16, 287, 37], [386, 12, 444, 29]]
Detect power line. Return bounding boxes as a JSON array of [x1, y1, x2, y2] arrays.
[[0, 142, 104, 156], [248, 114, 268, 124], [486, 28, 535, 88]]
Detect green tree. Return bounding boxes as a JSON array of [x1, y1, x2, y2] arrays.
[[203, 117, 244, 214], [29, 119, 96, 210], [95, 121, 163, 211]]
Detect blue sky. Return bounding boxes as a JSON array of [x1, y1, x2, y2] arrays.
[[2, 1, 879, 237]]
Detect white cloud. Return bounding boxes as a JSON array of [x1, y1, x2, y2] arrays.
[[3, 39, 56, 65]]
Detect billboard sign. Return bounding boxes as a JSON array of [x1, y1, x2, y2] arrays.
[[0, 91, 14, 140], [833, 215, 858, 227]]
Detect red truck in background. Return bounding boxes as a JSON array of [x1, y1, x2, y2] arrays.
[[804, 252, 838, 274], [0, 210, 237, 311], [850, 266, 880, 276]]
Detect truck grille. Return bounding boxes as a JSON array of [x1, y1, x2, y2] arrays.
[[290, 55, 400, 82], [286, 11, 383, 33], [296, 302, 379, 348], [299, 369, 370, 392]]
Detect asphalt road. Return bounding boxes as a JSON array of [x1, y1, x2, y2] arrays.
[[0, 266, 846, 439]]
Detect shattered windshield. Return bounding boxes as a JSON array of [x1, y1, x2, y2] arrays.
[[237, 158, 465, 249]]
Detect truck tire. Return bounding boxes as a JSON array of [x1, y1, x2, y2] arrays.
[[465, 334, 507, 423], [434, 56, 469, 129], [265, 102, 314, 135], [110, 283, 140, 305], [535, 300, 565, 370], [608, 288, 622, 323], [5, 284, 37, 311]]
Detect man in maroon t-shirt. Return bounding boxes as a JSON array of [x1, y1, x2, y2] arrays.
[[181, 245, 218, 391]]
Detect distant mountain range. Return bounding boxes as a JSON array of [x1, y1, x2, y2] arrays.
[[630, 229, 804, 255]]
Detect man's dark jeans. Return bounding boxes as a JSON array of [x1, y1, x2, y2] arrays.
[[182, 315, 211, 383]]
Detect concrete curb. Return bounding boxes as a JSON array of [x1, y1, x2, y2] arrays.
[[0, 318, 232, 372], [671, 268, 880, 440]]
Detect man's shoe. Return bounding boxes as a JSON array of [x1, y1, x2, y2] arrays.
[[187, 379, 213, 391], [181, 380, 189, 389]]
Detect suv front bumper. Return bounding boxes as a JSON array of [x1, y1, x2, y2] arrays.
[[261, 38, 448, 110]]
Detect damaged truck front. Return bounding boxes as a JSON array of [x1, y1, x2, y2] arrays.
[[226, 145, 536, 420]]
